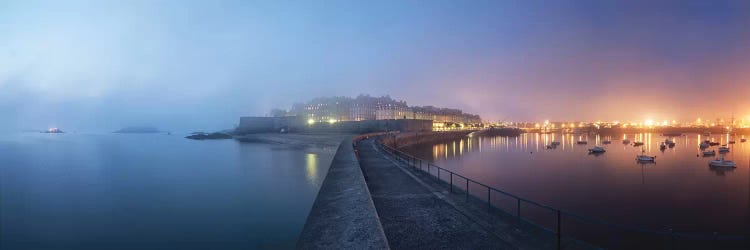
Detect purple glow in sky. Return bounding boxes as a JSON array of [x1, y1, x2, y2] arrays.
[[1, 0, 749, 131]]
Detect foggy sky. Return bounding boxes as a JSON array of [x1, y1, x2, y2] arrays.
[[1, 0, 749, 132]]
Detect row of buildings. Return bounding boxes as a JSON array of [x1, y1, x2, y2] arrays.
[[280, 95, 482, 125]]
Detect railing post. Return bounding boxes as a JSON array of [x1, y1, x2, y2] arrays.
[[465, 179, 469, 202], [487, 187, 491, 211], [450, 173, 453, 193], [556, 210, 562, 250], [427, 163, 430, 175], [437, 168, 440, 180], [516, 198, 521, 224]]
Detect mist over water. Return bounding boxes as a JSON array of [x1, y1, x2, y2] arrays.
[[0, 132, 336, 249]]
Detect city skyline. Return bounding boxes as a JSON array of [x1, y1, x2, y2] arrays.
[[1, 1, 749, 131]]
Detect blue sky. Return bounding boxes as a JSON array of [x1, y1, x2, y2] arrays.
[[1, 0, 749, 131]]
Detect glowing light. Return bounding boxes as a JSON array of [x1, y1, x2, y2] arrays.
[[544, 120, 549, 125], [328, 118, 337, 124], [307, 119, 315, 125], [645, 119, 654, 127]]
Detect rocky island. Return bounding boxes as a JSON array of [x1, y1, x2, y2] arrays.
[[185, 132, 233, 140]]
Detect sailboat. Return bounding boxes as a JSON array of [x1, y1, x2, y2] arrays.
[[709, 156, 736, 168], [636, 149, 656, 162]]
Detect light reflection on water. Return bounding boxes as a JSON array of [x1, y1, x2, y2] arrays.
[[405, 133, 750, 234]]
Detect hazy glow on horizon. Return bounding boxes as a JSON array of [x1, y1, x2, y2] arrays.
[[1, 0, 749, 131]]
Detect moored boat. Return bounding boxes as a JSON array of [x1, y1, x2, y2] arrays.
[[622, 139, 631, 144], [633, 142, 644, 146], [602, 140, 611, 144], [709, 156, 736, 168], [718, 146, 730, 153], [699, 142, 710, 148], [636, 155, 656, 162], [577, 141, 588, 145], [702, 150, 716, 156], [588, 146, 606, 153], [741, 138, 747, 143], [551, 141, 561, 146]]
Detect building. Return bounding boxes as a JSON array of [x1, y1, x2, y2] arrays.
[[282, 94, 482, 126]]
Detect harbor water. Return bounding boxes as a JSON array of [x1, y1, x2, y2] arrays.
[[0, 132, 336, 249]]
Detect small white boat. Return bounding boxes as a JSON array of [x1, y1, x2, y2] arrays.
[[709, 157, 736, 168], [636, 155, 656, 162], [718, 146, 730, 153], [702, 150, 716, 156], [602, 140, 612, 144], [588, 146, 606, 153]]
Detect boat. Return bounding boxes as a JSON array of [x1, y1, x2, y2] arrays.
[[577, 141, 588, 145], [742, 139, 747, 143], [622, 139, 631, 144], [602, 140, 612, 144], [588, 146, 606, 153], [42, 128, 64, 133], [633, 142, 644, 146], [546, 145, 554, 149], [709, 142, 720, 146], [728, 141, 736, 144], [709, 156, 736, 168], [702, 150, 716, 156], [636, 155, 656, 162], [659, 143, 666, 150], [718, 146, 730, 153], [551, 141, 561, 146], [699, 142, 710, 148]]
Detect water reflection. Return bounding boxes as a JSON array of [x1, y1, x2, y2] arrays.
[[306, 153, 319, 185], [403, 133, 750, 236]]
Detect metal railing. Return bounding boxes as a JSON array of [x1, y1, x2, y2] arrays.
[[377, 141, 748, 249]]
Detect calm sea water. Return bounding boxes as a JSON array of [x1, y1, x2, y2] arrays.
[[402, 133, 750, 242], [0, 133, 335, 250]]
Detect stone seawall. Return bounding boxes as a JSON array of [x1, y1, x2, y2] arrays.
[[378, 130, 475, 149], [296, 137, 389, 249]]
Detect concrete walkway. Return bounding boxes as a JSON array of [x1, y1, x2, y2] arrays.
[[358, 138, 593, 250], [357, 138, 516, 249]]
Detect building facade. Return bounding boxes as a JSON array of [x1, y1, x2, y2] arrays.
[[283, 94, 482, 125]]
